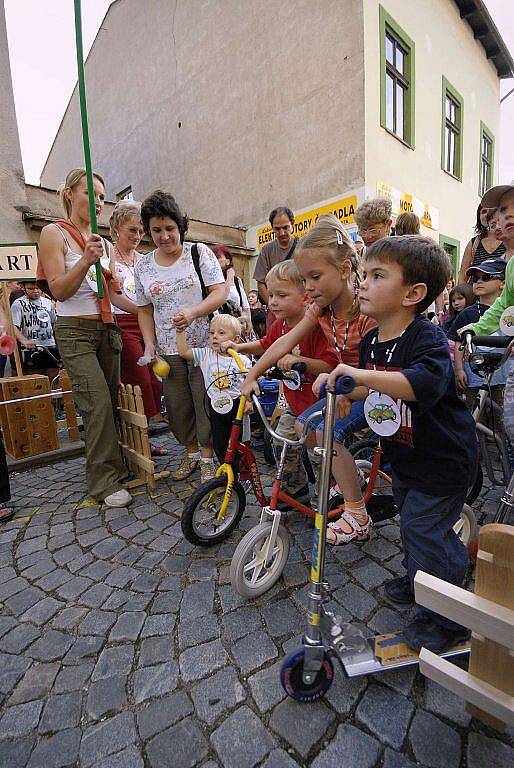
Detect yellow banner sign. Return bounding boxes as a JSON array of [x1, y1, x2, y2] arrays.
[[376, 181, 439, 231], [257, 195, 358, 249], [0, 243, 38, 281]]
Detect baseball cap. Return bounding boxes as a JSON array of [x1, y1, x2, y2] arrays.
[[466, 257, 507, 278], [481, 180, 514, 208]]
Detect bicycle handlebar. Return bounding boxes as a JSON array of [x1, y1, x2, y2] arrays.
[[319, 375, 356, 398], [473, 335, 512, 348], [265, 361, 307, 381]]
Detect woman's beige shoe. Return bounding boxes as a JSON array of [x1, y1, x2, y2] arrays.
[[172, 455, 199, 481]]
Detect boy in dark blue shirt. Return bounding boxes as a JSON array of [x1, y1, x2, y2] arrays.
[[326, 235, 478, 653]]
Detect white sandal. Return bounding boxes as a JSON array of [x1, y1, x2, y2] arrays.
[[327, 509, 372, 545]]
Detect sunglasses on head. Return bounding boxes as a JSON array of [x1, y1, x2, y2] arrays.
[[471, 272, 503, 283]]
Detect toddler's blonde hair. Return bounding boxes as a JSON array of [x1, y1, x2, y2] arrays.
[[210, 313, 242, 339]]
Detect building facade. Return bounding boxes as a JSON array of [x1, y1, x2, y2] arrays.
[[40, 0, 513, 274]]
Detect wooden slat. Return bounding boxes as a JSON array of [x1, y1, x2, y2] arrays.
[[120, 443, 155, 473], [413, 572, 514, 650], [468, 524, 514, 729], [118, 409, 148, 428], [419, 649, 514, 727]]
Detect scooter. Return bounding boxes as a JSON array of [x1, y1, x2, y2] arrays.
[[280, 375, 470, 702]]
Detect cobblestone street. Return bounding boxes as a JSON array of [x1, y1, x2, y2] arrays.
[[0, 432, 513, 768]]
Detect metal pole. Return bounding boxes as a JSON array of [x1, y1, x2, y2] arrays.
[[73, 0, 103, 297]]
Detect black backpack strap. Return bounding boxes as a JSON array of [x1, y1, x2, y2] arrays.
[[234, 275, 243, 305], [284, 238, 298, 261], [192, 243, 208, 300]]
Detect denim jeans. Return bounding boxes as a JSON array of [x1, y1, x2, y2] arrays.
[[392, 476, 468, 630], [295, 399, 367, 444]]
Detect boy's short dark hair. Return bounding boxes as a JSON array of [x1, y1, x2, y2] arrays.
[[141, 190, 189, 242], [364, 235, 451, 313]]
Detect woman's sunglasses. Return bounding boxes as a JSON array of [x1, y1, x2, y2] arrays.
[[471, 273, 503, 283]]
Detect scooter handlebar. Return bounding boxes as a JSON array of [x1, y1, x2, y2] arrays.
[[319, 375, 356, 398]]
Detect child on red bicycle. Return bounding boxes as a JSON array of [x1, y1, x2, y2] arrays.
[[225, 261, 338, 505], [324, 235, 478, 653]]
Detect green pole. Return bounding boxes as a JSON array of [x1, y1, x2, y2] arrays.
[[73, 0, 103, 297]]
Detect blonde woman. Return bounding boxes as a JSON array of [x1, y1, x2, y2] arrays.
[[38, 169, 131, 508], [109, 202, 167, 456]]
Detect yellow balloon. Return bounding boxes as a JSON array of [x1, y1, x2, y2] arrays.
[[153, 359, 170, 377]]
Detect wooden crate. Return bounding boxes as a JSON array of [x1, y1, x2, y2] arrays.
[[0, 375, 58, 459]]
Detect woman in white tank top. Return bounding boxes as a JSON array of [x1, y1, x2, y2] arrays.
[[38, 169, 133, 508]]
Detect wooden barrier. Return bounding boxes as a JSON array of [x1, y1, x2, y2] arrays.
[[415, 524, 514, 730], [0, 375, 58, 458], [117, 383, 169, 489]]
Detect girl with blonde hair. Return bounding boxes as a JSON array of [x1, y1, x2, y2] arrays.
[[240, 215, 376, 543]]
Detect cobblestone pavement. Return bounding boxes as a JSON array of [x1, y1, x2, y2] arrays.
[[0, 431, 513, 768]]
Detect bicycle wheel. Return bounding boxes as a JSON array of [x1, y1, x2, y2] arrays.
[[453, 503, 478, 547], [263, 429, 277, 466], [349, 437, 379, 463], [466, 464, 483, 506], [230, 522, 289, 597], [181, 477, 246, 546]]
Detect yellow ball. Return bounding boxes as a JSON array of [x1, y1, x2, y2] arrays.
[[153, 359, 170, 377]]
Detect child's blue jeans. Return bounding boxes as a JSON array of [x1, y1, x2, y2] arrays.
[[296, 399, 367, 444], [392, 476, 469, 630]]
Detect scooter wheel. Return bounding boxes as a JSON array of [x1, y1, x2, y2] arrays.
[[280, 648, 334, 702], [230, 522, 289, 598]]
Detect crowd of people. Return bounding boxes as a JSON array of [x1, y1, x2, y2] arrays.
[[1, 165, 513, 654]]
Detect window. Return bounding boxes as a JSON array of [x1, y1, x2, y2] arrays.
[[380, 6, 415, 148], [116, 186, 133, 201], [439, 234, 460, 279], [441, 78, 463, 181], [479, 122, 494, 196]]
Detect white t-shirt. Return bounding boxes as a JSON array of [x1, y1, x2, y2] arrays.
[[191, 347, 251, 400], [134, 243, 224, 355], [227, 278, 250, 311], [11, 295, 56, 347], [192, 346, 251, 437]]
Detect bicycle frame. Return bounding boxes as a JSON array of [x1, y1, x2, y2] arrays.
[[214, 349, 329, 524]]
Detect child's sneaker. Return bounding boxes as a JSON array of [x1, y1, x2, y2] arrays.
[[403, 616, 470, 653], [200, 460, 216, 483], [384, 575, 414, 606], [326, 509, 372, 545]]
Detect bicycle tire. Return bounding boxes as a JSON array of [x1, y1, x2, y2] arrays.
[[181, 477, 246, 546], [349, 437, 379, 463], [465, 463, 483, 506], [230, 522, 290, 597], [263, 429, 276, 465]]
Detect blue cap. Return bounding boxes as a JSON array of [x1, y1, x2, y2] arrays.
[[466, 257, 506, 278]]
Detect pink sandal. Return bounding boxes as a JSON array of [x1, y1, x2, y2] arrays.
[[327, 509, 372, 545]]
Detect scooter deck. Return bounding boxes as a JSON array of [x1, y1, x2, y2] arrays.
[[337, 631, 470, 678]]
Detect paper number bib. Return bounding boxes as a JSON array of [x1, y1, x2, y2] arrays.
[[364, 390, 401, 437], [500, 306, 514, 336], [211, 395, 234, 414]]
